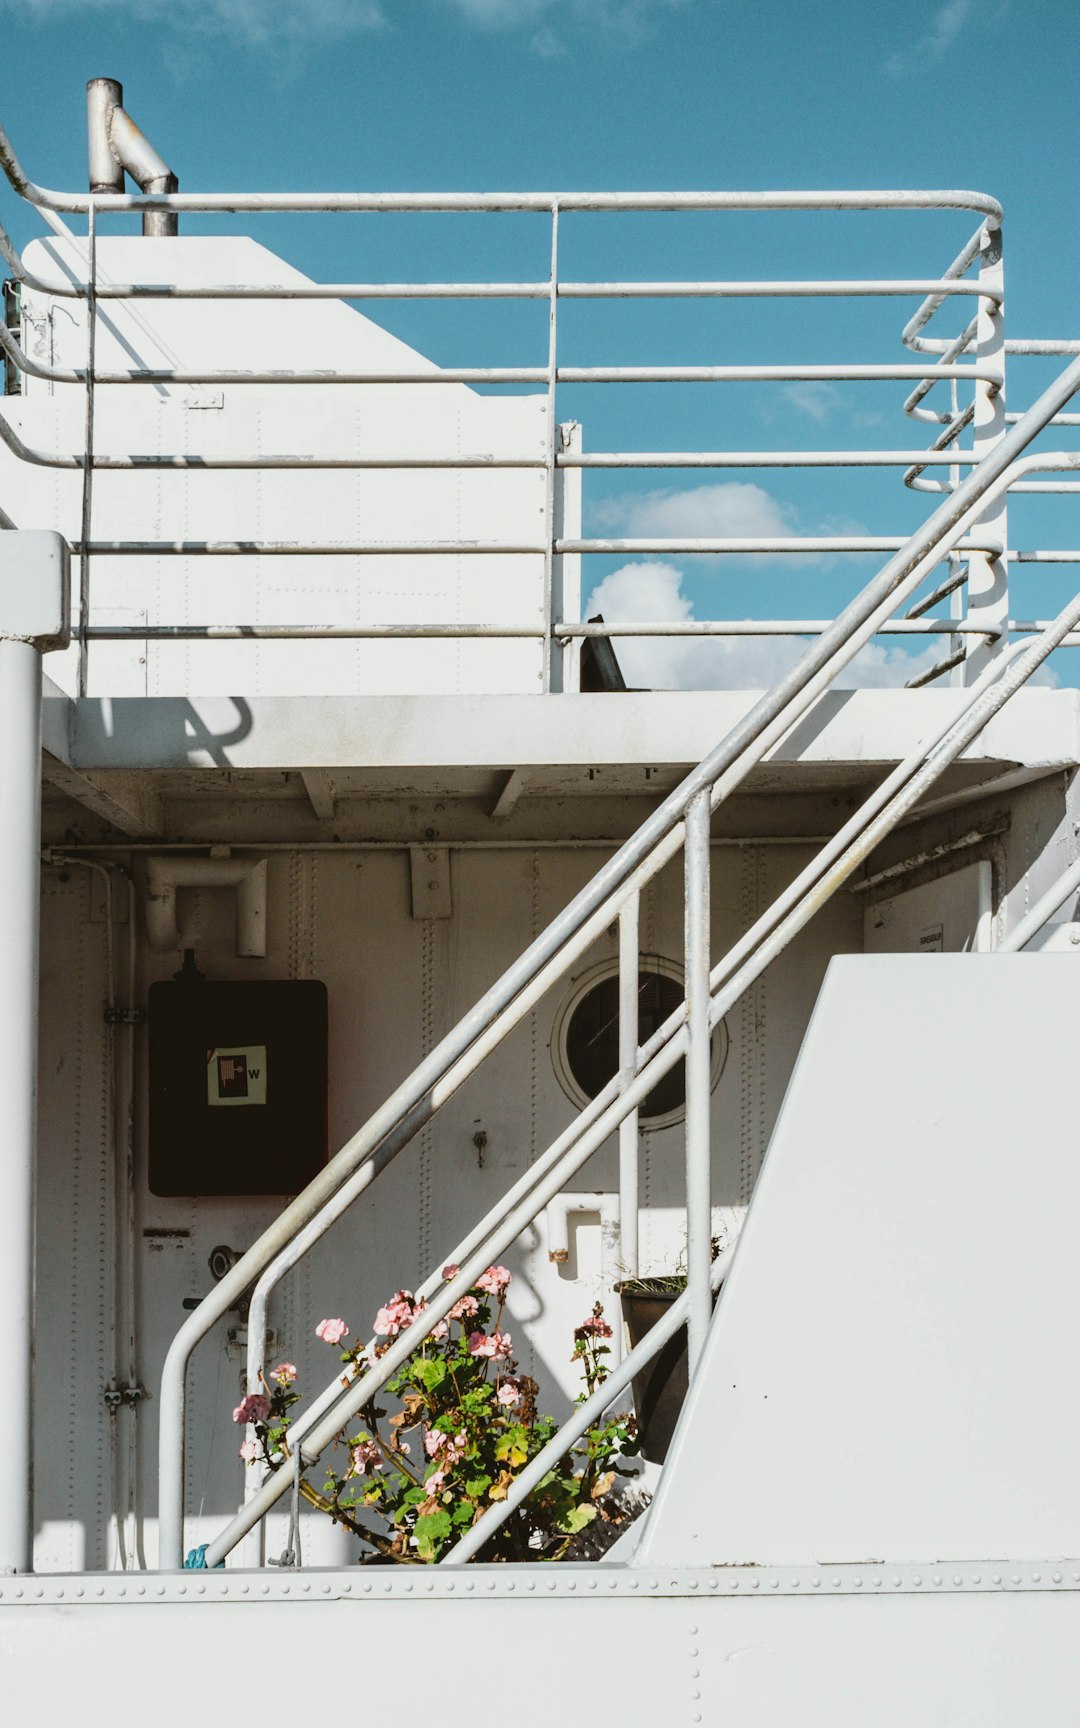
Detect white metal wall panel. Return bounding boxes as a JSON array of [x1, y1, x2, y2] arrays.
[[33, 841, 859, 1568], [7, 237, 553, 698], [34, 871, 113, 1572], [639, 953, 1080, 1566]]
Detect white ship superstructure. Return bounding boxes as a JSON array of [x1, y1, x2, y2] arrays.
[[2, 78, 1080, 1722]]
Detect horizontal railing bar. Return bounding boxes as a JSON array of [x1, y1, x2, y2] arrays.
[[69, 535, 1001, 557], [80, 618, 1005, 642], [0, 130, 1004, 216], [556, 536, 1000, 554], [567, 449, 978, 468], [1005, 412, 1080, 424], [1012, 549, 1080, 562], [0, 328, 1003, 389], [0, 418, 981, 474], [9, 273, 1002, 303], [84, 622, 545, 639], [1005, 340, 1080, 355]]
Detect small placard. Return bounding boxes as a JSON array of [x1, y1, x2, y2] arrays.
[[918, 925, 945, 953], [207, 1045, 267, 1108]]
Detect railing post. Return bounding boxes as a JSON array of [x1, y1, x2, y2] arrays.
[[541, 202, 559, 693], [684, 793, 712, 1371], [964, 221, 1008, 681], [618, 895, 640, 1279], [0, 532, 69, 1575]]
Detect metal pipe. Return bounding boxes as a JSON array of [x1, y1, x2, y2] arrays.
[[85, 79, 178, 237], [901, 224, 987, 352], [0, 637, 43, 1574], [145, 856, 267, 956], [75, 619, 1004, 642], [60, 536, 1001, 559], [684, 792, 712, 1371], [999, 855, 1080, 952], [617, 897, 640, 1280], [962, 222, 1009, 678], [86, 80, 123, 194], [0, 130, 1006, 216]]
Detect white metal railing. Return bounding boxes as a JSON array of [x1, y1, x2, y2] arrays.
[[145, 348, 1080, 1569], [5, 119, 1072, 694]]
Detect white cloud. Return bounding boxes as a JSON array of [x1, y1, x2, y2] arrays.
[[591, 481, 797, 558], [0, 0, 688, 53], [585, 559, 966, 691], [443, 0, 690, 43], [779, 382, 845, 425], [0, 0, 385, 44], [886, 0, 983, 74]]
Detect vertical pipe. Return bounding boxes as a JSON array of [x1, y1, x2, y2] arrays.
[[541, 204, 559, 694], [618, 895, 640, 1280], [77, 203, 97, 699], [683, 791, 712, 1372], [86, 79, 124, 194], [0, 637, 43, 1574], [964, 222, 1008, 680]]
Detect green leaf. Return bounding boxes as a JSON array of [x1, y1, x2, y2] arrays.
[[414, 1509, 453, 1561], [556, 1504, 597, 1536], [410, 1357, 447, 1393], [464, 1473, 492, 1498]]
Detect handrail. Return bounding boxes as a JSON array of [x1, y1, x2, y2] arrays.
[[156, 353, 1080, 1568], [0, 126, 1004, 218], [210, 594, 1080, 1569], [998, 855, 1080, 952]]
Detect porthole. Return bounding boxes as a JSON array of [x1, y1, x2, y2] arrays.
[[550, 958, 728, 1130]]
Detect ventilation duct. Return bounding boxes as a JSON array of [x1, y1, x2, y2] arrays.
[[86, 77, 178, 237]]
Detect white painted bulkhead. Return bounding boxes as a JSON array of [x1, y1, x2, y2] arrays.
[[33, 836, 860, 1571]]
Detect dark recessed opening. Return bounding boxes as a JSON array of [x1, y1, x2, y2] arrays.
[[564, 969, 691, 1123]]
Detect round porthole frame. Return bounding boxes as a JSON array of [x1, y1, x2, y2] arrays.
[[549, 956, 729, 1131]]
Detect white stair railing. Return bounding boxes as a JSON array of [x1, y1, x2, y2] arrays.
[[172, 369, 1080, 1567]]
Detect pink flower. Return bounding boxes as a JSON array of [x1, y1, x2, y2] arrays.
[[448, 1293, 478, 1322], [373, 1290, 418, 1338], [497, 1379, 520, 1405], [577, 1314, 613, 1339], [272, 1362, 297, 1385], [430, 1318, 449, 1341], [477, 1265, 512, 1298], [232, 1393, 271, 1426], [315, 1318, 349, 1346], [426, 1468, 448, 1493], [427, 1428, 468, 1463], [468, 1330, 512, 1360], [349, 1440, 381, 1477], [238, 1439, 260, 1463], [441, 1263, 460, 1280]]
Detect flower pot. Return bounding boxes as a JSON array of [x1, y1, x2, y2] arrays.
[[615, 1282, 689, 1465]]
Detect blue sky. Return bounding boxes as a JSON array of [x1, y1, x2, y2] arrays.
[[1, 0, 1078, 686]]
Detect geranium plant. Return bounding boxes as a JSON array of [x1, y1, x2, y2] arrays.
[[235, 1263, 641, 1563]]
